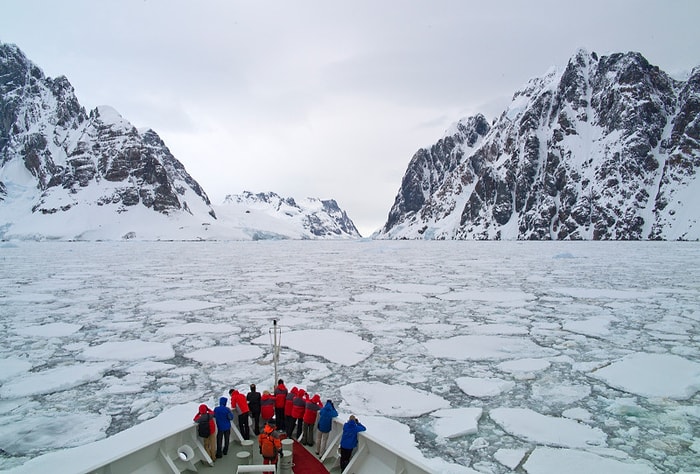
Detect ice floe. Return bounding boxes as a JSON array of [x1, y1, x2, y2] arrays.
[[490, 407, 607, 448], [424, 335, 558, 360], [340, 381, 450, 417], [591, 352, 700, 400], [523, 447, 655, 474], [253, 329, 374, 366], [456, 376, 515, 397]]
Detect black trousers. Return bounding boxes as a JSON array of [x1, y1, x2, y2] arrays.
[[251, 409, 261, 435], [340, 447, 353, 471], [275, 407, 286, 430], [216, 429, 230, 456], [238, 412, 250, 440]]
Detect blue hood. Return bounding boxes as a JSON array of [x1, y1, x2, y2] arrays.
[[219, 397, 228, 407]]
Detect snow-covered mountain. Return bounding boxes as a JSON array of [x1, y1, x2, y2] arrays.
[[0, 43, 360, 241], [215, 191, 361, 240], [378, 50, 700, 240]]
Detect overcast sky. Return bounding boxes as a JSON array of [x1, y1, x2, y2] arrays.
[[2, 1, 699, 236]]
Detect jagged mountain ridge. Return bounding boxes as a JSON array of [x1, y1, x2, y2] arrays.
[[0, 43, 360, 240], [379, 50, 700, 240], [217, 191, 361, 239]]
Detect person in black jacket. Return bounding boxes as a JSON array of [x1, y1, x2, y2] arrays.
[[247, 383, 262, 435]]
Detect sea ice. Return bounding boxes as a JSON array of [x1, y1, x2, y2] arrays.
[[430, 407, 483, 438], [184, 345, 264, 363], [494, 448, 527, 469], [455, 376, 515, 397], [425, 335, 558, 361], [253, 329, 374, 366], [79, 341, 175, 361], [590, 352, 700, 400], [490, 408, 607, 448], [0, 363, 112, 398], [523, 447, 656, 474], [340, 381, 450, 417]]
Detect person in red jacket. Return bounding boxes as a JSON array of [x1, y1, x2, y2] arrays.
[[291, 388, 307, 439], [260, 390, 275, 425], [230, 389, 251, 440], [284, 386, 297, 437], [274, 379, 288, 431], [302, 393, 323, 446], [193, 404, 216, 463]]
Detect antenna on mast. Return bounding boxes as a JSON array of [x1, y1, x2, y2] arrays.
[[271, 319, 281, 386]]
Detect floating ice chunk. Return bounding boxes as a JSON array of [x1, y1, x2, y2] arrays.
[[497, 358, 551, 375], [424, 336, 558, 361], [532, 382, 591, 405], [185, 345, 264, 363], [14, 322, 82, 337], [80, 341, 175, 361], [563, 317, 612, 337], [0, 357, 33, 382], [523, 447, 655, 474], [353, 292, 427, 303], [438, 290, 534, 304], [0, 411, 112, 456], [562, 407, 593, 422], [431, 407, 483, 438], [253, 329, 374, 366], [353, 416, 479, 474], [142, 299, 222, 312], [456, 376, 515, 397], [495, 448, 527, 469], [0, 363, 112, 398], [158, 322, 231, 334], [590, 352, 700, 400], [490, 408, 607, 448], [341, 381, 449, 417]]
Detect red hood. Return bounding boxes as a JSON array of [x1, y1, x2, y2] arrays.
[[311, 394, 321, 403], [198, 404, 209, 414]]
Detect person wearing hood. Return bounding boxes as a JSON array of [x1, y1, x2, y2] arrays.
[[261, 390, 275, 425], [340, 415, 366, 472], [230, 388, 251, 440], [291, 388, 307, 439], [193, 404, 216, 462], [274, 379, 288, 431], [302, 393, 323, 446], [213, 396, 234, 458], [258, 420, 282, 473], [284, 386, 297, 438], [315, 399, 338, 456]]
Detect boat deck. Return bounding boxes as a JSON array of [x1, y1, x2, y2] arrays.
[[205, 428, 342, 474]]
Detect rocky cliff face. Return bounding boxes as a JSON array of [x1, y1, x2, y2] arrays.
[[379, 50, 700, 240], [0, 43, 361, 241], [0, 43, 216, 229]]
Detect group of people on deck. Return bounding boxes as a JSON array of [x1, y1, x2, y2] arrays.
[[193, 378, 367, 472]]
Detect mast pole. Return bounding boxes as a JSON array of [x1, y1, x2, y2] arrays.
[[272, 319, 279, 386]]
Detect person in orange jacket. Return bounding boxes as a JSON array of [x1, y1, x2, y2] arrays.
[[193, 404, 216, 462], [230, 388, 251, 440], [302, 393, 323, 446], [258, 420, 283, 474]]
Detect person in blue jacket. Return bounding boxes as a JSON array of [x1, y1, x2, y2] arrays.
[[339, 415, 366, 471], [213, 396, 234, 458], [315, 399, 339, 455]]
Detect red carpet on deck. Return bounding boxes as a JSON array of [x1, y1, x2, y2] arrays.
[[292, 439, 329, 474]]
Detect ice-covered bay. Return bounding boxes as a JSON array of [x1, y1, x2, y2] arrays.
[[0, 241, 699, 473]]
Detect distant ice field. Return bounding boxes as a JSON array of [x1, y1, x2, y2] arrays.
[[1, 240, 699, 473]]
